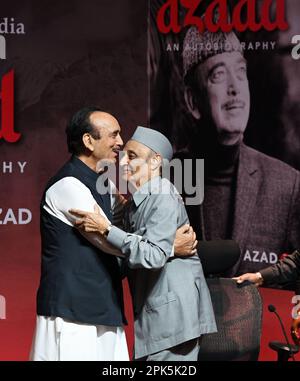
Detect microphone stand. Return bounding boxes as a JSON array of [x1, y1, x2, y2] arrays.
[[269, 305, 296, 361]]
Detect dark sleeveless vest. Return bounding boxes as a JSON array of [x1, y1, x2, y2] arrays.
[[37, 156, 126, 326]]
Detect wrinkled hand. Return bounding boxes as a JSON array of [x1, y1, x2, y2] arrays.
[[233, 273, 263, 287], [291, 310, 300, 345], [69, 205, 109, 235], [174, 224, 198, 257]]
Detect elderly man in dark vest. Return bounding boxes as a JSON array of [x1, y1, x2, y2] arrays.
[[30, 107, 129, 361]]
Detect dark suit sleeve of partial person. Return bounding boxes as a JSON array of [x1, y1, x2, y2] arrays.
[[260, 170, 300, 289], [260, 250, 300, 285]]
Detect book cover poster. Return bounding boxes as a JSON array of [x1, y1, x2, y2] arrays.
[[149, 0, 300, 280]]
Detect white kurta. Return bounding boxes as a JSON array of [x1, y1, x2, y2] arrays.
[[31, 176, 129, 361], [30, 316, 129, 361]]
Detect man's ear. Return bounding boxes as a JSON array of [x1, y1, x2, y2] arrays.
[[82, 133, 94, 152], [151, 154, 162, 171], [184, 86, 201, 120]]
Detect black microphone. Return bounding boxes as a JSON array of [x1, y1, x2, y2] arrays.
[[268, 304, 296, 361], [197, 240, 240, 276]]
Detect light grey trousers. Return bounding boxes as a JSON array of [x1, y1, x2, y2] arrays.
[[136, 337, 200, 361]]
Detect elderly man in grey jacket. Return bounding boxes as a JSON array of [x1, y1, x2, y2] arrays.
[[70, 126, 216, 361]]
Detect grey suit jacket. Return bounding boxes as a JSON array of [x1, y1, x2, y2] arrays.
[[230, 144, 300, 277], [107, 176, 217, 359], [183, 143, 300, 278]]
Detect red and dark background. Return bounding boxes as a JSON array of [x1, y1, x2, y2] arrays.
[[0, 0, 300, 361]]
